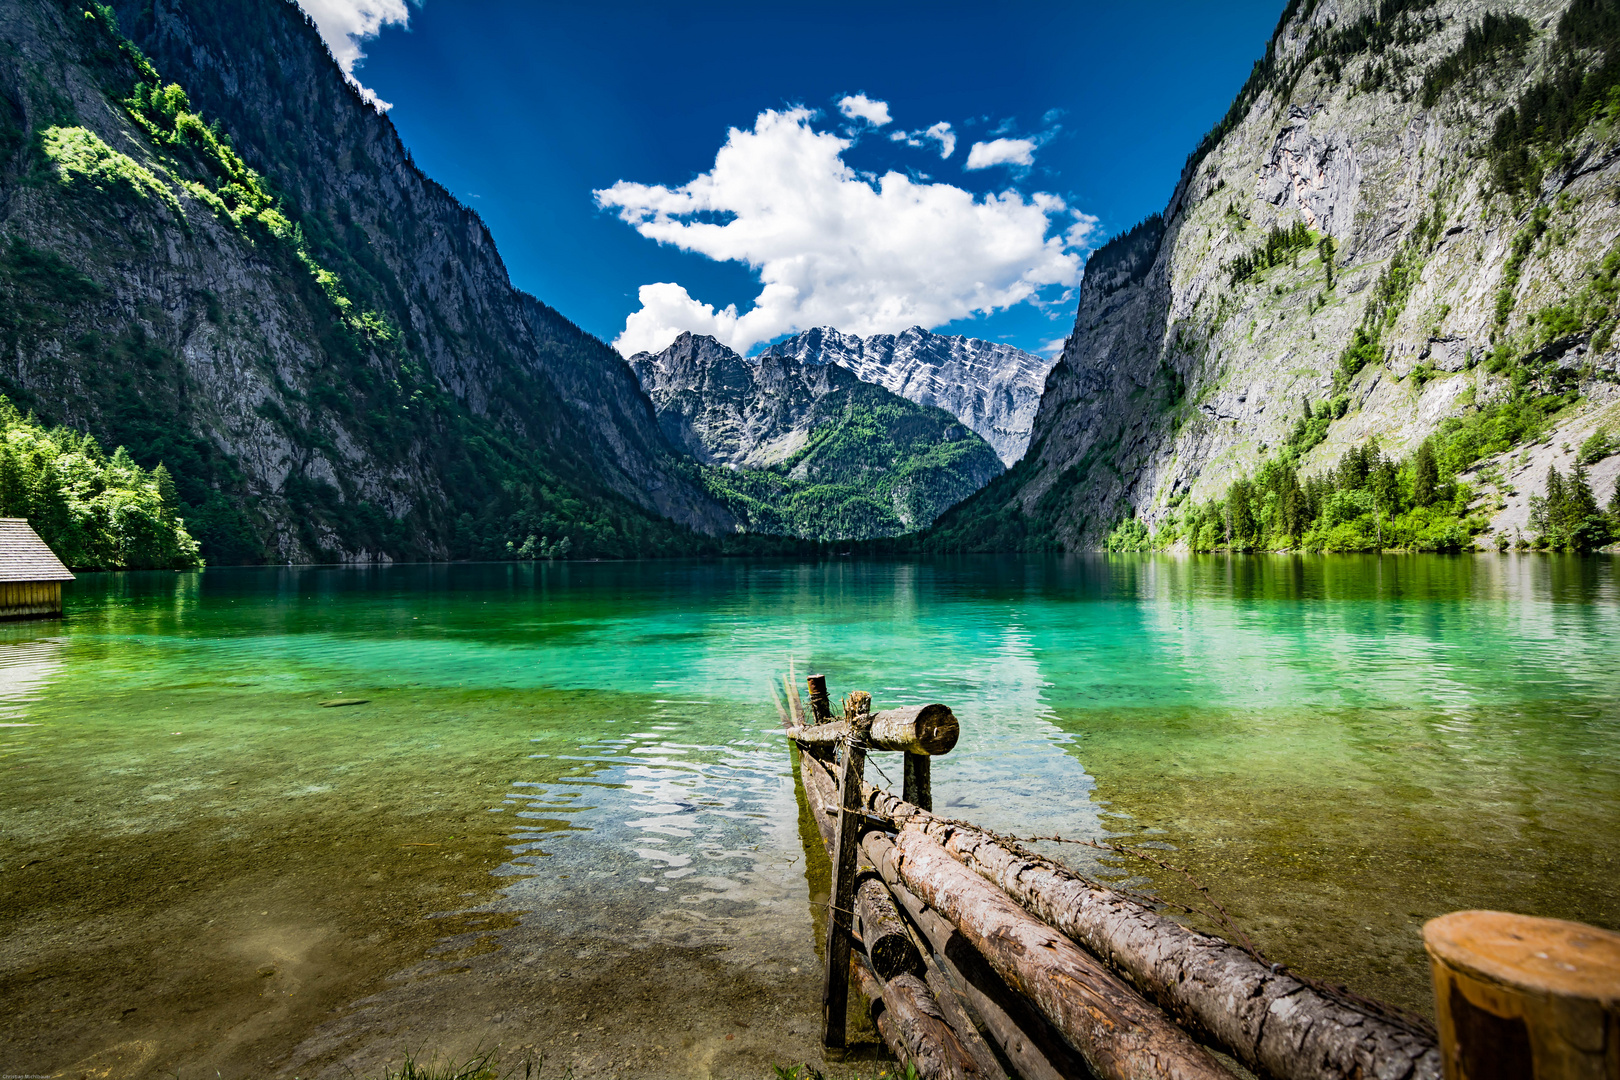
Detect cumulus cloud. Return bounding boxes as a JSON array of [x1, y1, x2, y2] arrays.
[[595, 108, 1092, 357], [837, 93, 892, 127], [965, 137, 1038, 171], [295, 0, 412, 109], [890, 121, 956, 159]]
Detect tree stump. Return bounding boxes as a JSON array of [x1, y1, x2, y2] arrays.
[[1425, 910, 1620, 1080]]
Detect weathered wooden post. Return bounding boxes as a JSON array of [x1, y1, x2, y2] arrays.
[[1424, 910, 1620, 1080], [904, 753, 932, 811], [806, 674, 832, 723], [821, 701, 873, 1053]]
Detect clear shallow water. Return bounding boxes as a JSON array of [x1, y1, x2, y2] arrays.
[[2, 555, 1617, 1076]]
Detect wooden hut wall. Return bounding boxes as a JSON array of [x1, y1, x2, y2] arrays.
[[0, 581, 62, 618]]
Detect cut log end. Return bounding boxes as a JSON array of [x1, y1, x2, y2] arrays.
[[910, 704, 960, 756]]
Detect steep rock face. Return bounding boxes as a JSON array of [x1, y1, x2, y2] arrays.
[[762, 326, 1054, 466], [951, 0, 1620, 549], [630, 333, 848, 469], [630, 332, 1004, 534], [0, 0, 729, 563]]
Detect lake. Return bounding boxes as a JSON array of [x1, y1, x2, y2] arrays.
[[1, 555, 1616, 1080]]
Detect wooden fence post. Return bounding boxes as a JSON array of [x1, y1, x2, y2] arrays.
[[1424, 910, 1620, 1080], [904, 753, 932, 811], [821, 707, 873, 1053], [806, 674, 831, 723]]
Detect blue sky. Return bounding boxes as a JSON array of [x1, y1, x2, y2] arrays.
[[298, 1, 1284, 356]]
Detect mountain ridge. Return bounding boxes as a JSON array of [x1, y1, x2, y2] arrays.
[[0, 0, 733, 563], [761, 325, 1054, 467], [926, 0, 1620, 553], [631, 332, 1004, 539]]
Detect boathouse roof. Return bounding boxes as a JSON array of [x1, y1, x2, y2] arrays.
[[0, 519, 74, 582]]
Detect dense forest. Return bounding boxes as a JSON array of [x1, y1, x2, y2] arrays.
[[1110, 425, 1618, 553], [695, 400, 1001, 542], [0, 396, 202, 569]]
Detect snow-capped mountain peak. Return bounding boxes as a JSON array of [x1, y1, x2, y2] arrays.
[[760, 327, 1055, 466]]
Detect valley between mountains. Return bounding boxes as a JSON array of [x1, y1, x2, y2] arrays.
[[3, 0, 1620, 563]]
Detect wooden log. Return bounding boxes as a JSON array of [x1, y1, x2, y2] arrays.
[[853, 954, 987, 1080], [858, 779, 1443, 1080], [870, 841, 1082, 1080], [892, 828, 1230, 1080], [802, 750, 1008, 1080], [1424, 910, 1620, 1080], [800, 751, 839, 858], [800, 754, 1200, 1080], [789, 704, 960, 756], [904, 752, 932, 811], [821, 711, 873, 1050], [851, 957, 911, 1069], [857, 873, 926, 981], [806, 674, 832, 722], [911, 925, 1012, 1080]]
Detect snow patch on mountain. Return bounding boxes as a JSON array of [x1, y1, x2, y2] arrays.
[[761, 327, 1055, 465]]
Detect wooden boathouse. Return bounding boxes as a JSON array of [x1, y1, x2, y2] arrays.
[[0, 518, 73, 619]]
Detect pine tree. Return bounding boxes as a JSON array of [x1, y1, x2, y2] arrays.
[[0, 443, 25, 518], [1371, 455, 1401, 516], [152, 463, 180, 524], [1413, 440, 1440, 507]]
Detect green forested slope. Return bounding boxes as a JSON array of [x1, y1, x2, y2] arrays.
[[0, 396, 201, 569], [0, 0, 731, 564], [631, 334, 1004, 541], [699, 391, 1004, 542], [919, 0, 1620, 554]]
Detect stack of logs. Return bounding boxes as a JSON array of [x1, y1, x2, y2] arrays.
[[786, 675, 1447, 1080]]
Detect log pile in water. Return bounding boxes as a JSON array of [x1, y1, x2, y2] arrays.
[[855, 779, 1443, 1080], [790, 684, 1446, 1080], [801, 750, 1227, 1080]]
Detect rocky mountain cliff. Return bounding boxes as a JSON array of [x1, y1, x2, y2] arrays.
[[0, 0, 731, 563], [630, 333, 1003, 539], [762, 326, 1054, 466], [933, 0, 1620, 551]]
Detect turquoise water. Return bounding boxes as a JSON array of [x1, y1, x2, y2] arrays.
[[2, 554, 1617, 1077]]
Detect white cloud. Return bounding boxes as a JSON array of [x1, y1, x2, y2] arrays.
[[837, 94, 892, 127], [890, 121, 957, 159], [595, 107, 1090, 357], [294, 0, 412, 110], [1039, 336, 1070, 357], [965, 137, 1038, 171]]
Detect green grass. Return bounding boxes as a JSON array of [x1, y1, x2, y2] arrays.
[[359, 1050, 531, 1080]]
